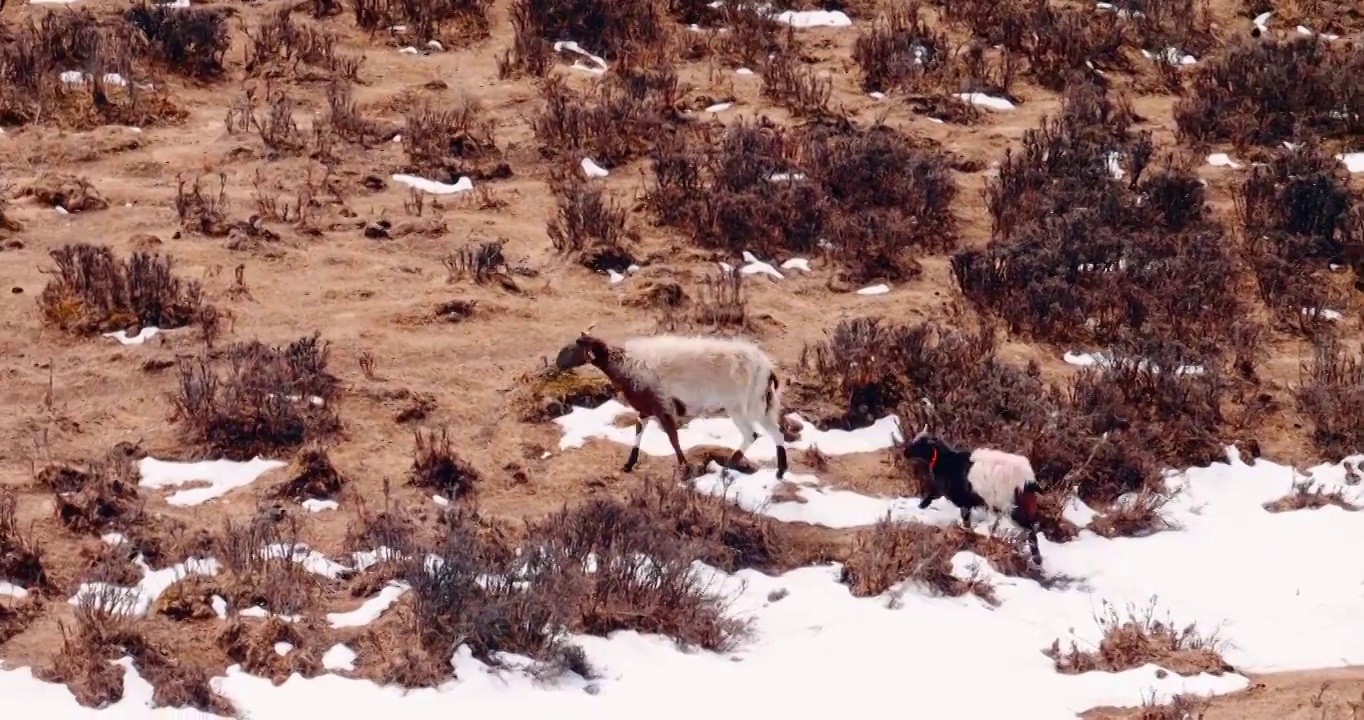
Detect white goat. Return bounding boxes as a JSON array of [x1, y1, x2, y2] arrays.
[[554, 328, 789, 479]]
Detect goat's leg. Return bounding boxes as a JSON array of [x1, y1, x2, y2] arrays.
[[727, 413, 758, 472], [1028, 529, 1042, 566], [959, 506, 973, 528], [624, 414, 651, 474], [917, 491, 940, 510], [657, 414, 690, 480], [754, 414, 789, 480]]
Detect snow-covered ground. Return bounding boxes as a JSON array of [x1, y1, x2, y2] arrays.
[[4, 400, 1364, 718]]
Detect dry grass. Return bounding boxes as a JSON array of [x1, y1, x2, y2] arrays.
[[1047, 598, 1234, 677], [38, 244, 211, 336], [1263, 474, 1360, 513]]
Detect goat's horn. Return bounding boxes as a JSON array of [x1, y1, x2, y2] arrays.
[[581, 322, 597, 336]]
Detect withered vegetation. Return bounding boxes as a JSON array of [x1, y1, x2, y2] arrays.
[[38, 244, 211, 336], [648, 117, 957, 284], [1047, 598, 1234, 677], [171, 333, 342, 459]]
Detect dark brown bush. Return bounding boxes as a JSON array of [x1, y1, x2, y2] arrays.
[[1236, 141, 1361, 333], [504, 0, 666, 71], [1174, 36, 1364, 148], [534, 66, 685, 168], [38, 244, 209, 336], [0, 9, 186, 129], [648, 118, 957, 283], [124, 3, 231, 79], [0, 490, 50, 594], [547, 174, 639, 274], [402, 98, 508, 183], [171, 334, 342, 459], [953, 79, 1245, 359], [1295, 335, 1364, 461], [410, 427, 480, 501], [1262, 474, 1360, 513], [269, 445, 347, 502], [351, 0, 492, 46]]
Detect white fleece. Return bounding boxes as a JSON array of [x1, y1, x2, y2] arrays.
[[616, 335, 779, 421], [966, 447, 1036, 513]]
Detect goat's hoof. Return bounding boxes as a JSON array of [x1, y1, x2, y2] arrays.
[[621, 464, 635, 473]]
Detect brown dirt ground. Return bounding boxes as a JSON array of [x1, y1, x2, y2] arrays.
[[1084, 667, 1364, 719], [0, 0, 1361, 716]]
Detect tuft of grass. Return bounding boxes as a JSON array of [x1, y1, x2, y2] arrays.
[[1263, 473, 1360, 513], [511, 366, 618, 423], [1047, 598, 1233, 676], [409, 427, 480, 501], [38, 244, 210, 336], [170, 334, 341, 460]]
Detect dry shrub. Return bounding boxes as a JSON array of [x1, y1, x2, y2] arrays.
[[38, 244, 209, 336], [852, 4, 984, 122], [0, 8, 186, 129], [838, 518, 997, 603], [403, 98, 509, 183], [153, 574, 224, 621], [1175, 36, 1363, 148], [648, 118, 956, 284], [402, 503, 746, 684], [534, 66, 684, 168], [954, 79, 1245, 358], [659, 269, 752, 334], [216, 518, 324, 618], [683, 3, 792, 68], [244, 8, 364, 81], [22, 172, 108, 212], [1087, 489, 1181, 538], [174, 172, 231, 237], [511, 365, 618, 422], [124, 2, 231, 79], [350, 0, 492, 46], [1132, 692, 1211, 720], [937, 0, 1128, 90], [1236, 141, 1362, 333], [38, 450, 143, 536], [269, 445, 347, 502], [39, 590, 234, 713], [547, 174, 638, 274], [1295, 335, 1364, 460], [443, 238, 511, 284], [218, 616, 325, 683], [503, 0, 666, 72], [1263, 473, 1360, 513], [0, 490, 50, 593], [1047, 598, 1233, 676], [0, 597, 42, 646], [171, 334, 342, 459], [345, 479, 429, 559], [410, 427, 480, 501], [627, 477, 837, 572], [760, 52, 831, 117], [1240, 0, 1364, 34]]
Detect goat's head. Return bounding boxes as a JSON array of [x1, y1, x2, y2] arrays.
[[901, 397, 940, 462], [554, 324, 609, 370]]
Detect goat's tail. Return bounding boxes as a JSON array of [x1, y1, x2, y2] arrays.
[[764, 370, 781, 415]]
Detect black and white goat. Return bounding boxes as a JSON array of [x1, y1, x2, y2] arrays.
[[901, 414, 1044, 565], [554, 327, 789, 479]]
